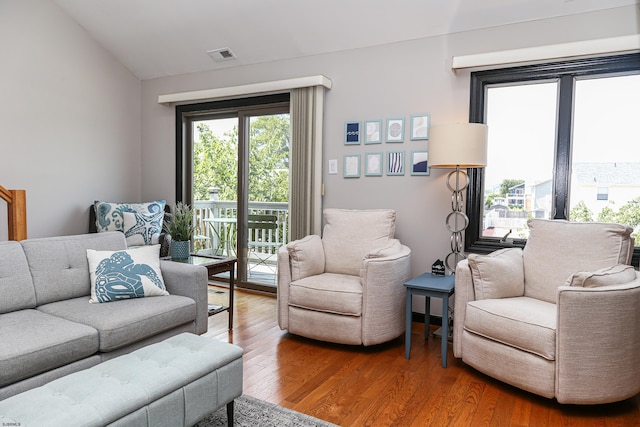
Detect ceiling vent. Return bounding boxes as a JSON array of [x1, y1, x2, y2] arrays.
[[206, 48, 237, 62]]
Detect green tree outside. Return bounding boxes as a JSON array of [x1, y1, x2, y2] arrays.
[[192, 115, 290, 203]]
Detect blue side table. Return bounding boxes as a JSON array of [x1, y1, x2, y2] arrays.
[[404, 273, 455, 367]]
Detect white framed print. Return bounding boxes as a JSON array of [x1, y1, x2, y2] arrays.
[[364, 152, 383, 176], [386, 118, 405, 143], [364, 120, 382, 144], [343, 154, 360, 178], [410, 114, 430, 140], [386, 150, 405, 176], [410, 150, 429, 175]]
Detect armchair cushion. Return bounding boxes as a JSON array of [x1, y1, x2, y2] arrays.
[[467, 248, 524, 300], [289, 273, 362, 316], [322, 209, 396, 276], [523, 219, 634, 303], [465, 296, 557, 360], [565, 264, 637, 288], [286, 235, 325, 281]]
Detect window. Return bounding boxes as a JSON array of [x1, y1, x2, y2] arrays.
[[467, 53, 640, 266]]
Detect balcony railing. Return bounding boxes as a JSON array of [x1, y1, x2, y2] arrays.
[[192, 200, 289, 259]]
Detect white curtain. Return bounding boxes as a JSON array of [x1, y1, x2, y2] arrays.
[[289, 86, 325, 240]]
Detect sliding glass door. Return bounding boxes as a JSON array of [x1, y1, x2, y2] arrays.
[[182, 97, 290, 292]]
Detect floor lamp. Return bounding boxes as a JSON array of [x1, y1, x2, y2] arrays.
[[429, 123, 488, 273]]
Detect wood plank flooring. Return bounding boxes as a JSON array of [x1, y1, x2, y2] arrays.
[[203, 286, 640, 426]]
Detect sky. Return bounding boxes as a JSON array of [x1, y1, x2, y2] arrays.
[[484, 73, 640, 193]]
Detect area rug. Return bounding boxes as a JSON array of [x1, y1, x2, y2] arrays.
[[194, 394, 340, 427]]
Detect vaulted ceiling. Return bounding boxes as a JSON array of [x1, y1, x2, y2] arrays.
[[53, 0, 638, 80]]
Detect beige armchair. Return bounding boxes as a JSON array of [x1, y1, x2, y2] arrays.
[[277, 209, 411, 346], [454, 219, 640, 404]]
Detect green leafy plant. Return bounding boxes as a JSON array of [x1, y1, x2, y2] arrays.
[[165, 202, 195, 242]]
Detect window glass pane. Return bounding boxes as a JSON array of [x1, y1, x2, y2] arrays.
[[483, 82, 558, 240], [570, 74, 640, 245]]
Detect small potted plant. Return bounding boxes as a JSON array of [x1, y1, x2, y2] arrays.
[[165, 202, 195, 260]]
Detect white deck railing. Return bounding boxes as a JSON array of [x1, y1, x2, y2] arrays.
[[192, 200, 288, 258]]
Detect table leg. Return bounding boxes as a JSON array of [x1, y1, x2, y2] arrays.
[[405, 288, 412, 359], [424, 296, 431, 341], [228, 263, 235, 330], [441, 294, 449, 368]]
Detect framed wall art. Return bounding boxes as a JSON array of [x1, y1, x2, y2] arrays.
[[344, 121, 361, 145], [410, 114, 430, 140], [364, 152, 383, 176], [343, 154, 361, 178], [410, 150, 429, 175], [385, 118, 404, 143], [364, 120, 382, 144], [386, 150, 405, 176]]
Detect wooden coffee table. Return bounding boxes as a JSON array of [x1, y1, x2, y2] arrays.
[[169, 255, 237, 330]]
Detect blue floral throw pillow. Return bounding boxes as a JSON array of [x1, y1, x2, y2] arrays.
[[123, 211, 164, 246], [87, 245, 169, 303], [94, 200, 166, 237]]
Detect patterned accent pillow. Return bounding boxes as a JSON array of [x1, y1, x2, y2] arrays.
[[94, 200, 166, 235], [87, 245, 169, 303], [123, 211, 163, 246]]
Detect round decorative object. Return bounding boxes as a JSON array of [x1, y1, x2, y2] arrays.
[[171, 240, 191, 260], [389, 122, 402, 137]]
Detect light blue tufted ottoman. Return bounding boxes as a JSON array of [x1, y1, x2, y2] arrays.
[[0, 333, 243, 426]]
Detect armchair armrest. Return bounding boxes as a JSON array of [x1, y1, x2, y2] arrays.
[[360, 243, 411, 346], [453, 259, 475, 358], [160, 260, 209, 335], [277, 245, 293, 329], [555, 276, 640, 404]]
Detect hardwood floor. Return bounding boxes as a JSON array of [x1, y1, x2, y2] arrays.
[[203, 286, 640, 426]]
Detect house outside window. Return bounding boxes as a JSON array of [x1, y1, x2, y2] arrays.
[[467, 53, 640, 266]]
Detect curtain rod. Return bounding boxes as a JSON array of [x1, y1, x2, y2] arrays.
[[158, 75, 332, 105], [451, 34, 640, 71]]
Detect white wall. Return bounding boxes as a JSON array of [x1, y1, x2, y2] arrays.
[[0, 0, 141, 239], [141, 6, 639, 291]]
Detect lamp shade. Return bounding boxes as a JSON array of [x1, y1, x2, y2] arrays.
[[429, 123, 488, 168]]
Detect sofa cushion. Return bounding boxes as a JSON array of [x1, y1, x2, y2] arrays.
[[87, 245, 168, 303], [93, 200, 166, 234], [287, 235, 325, 281], [123, 210, 164, 246], [565, 264, 637, 288], [464, 296, 557, 360], [21, 232, 127, 305], [467, 248, 524, 300], [322, 209, 395, 276], [523, 219, 634, 303], [289, 273, 362, 316], [37, 296, 196, 352], [0, 309, 99, 387], [0, 241, 36, 314]]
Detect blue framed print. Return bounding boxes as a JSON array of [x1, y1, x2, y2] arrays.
[[386, 118, 405, 143], [344, 121, 361, 145], [343, 154, 361, 178], [410, 114, 430, 140], [386, 150, 405, 176], [364, 120, 382, 144], [364, 152, 383, 176], [410, 150, 430, 175]]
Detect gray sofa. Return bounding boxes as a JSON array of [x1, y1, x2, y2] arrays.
[[0, 232, 208, 401]]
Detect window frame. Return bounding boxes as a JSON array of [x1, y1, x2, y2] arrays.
[[466, 53, 640, 266]]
